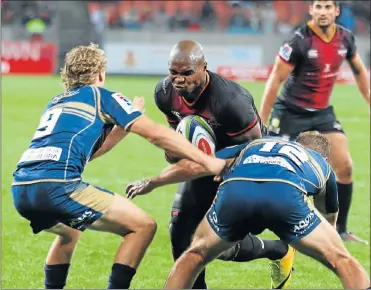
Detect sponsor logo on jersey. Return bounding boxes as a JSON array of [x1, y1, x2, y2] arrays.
[[208, 117, 221, 129], [279, 43, 293, 62], [323, 64, 331, 73], [112, 93, 138, 114], [333, 121, 343, 131], [242, 154, 296, 172], [171, 110, 182, 121], [208, 210, 220, 232], [271, 118, 280, 128], [69, 210, 96, 229], [294, 211, 315, 234], [338, 48, 348, 57], [307, 49, 318, 58]]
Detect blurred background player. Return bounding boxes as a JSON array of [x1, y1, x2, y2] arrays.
[[153, 40, 295, 289], [11, 43, 226, 290], [259, 0, 370, 242]]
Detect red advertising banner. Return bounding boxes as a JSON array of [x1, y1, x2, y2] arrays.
[[1, 41, 57, 75], [217, 65, 370, 84]]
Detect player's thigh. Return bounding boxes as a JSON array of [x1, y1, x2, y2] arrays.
[[171, 176, 218, 215], [45, 222, 81, 243], [90, 192, 156, 237], [289, 213, 350, 270], [189, 216, 238, 264], [325, 132, 352, 174]]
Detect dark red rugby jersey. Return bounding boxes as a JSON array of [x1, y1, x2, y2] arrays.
[[154, 71, 262, 150], [277, 22, 357, 110]]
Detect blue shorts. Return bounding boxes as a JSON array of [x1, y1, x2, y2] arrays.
[[11, 181, 115, 234], [207, 180, 321, 243]]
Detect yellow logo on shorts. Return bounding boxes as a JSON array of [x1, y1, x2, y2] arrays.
[[271, 118, 280, 128]]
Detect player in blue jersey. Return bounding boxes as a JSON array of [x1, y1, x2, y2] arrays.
[[10, 43, 227, 290], [127, 131, 370, 289]]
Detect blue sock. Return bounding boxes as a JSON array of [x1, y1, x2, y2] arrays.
[[44, 264, 70, 289], [108, 263, 136, 289]]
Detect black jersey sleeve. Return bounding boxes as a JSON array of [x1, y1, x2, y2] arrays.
[[277, 34, 305, 67], [219, 93, 258, 137], [345, 32, 357, 60], [154, 78, 179, 126]]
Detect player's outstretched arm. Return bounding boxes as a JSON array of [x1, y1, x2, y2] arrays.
[[126, 158, 234, 199], [347, 53, 370, 108], [259, 57, 295, 125], [129, 115, 226, 176]]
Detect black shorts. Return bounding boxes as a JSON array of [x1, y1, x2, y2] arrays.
[[171, 176, 219, 222], [268, 100, 345, 141]]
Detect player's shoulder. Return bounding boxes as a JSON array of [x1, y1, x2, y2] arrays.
[[335, 23, 356, 42], [94, 86, 116, 98], [208, 71, 252, 102], [286, 24, 312, 43], [336, 23, 354, 36], [154, 76, 173, 108]]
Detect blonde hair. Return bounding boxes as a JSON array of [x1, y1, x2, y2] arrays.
[[60, 43, 107, 90], [296, 131, 331, 159]]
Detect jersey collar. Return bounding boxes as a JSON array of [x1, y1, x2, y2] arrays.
[[307, 20, 336, 43], [182, 72, 210, 107]]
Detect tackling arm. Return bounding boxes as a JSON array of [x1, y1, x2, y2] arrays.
[[313, 170, 339, 228], [126, 158, 234, 199], [347, 53, 370, 108]]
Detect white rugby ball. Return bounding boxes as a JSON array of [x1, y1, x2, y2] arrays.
[[176, 115, 216, 156]]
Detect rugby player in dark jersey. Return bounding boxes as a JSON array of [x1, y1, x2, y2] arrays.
[[259, 0, 370, 243], [154, 40, 295, 289]]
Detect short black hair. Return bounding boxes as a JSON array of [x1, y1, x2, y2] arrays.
[[311, 0, 339, 6]]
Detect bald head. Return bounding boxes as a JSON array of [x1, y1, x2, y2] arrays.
[[169, 40, 205, 65]]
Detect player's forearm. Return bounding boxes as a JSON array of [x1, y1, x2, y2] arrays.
[[260, 74, 281, 124], [150, 160, 210, 189], [354, 70, 370, 106], [145, 124, 223, 174]]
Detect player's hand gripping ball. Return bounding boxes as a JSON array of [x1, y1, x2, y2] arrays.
[[166, 115, 217, 163]]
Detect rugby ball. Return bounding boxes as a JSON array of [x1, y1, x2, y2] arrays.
[[176, 115, 216, 156]]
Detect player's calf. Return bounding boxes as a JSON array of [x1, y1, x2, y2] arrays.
[[44, 223, 81, 289], [90, 194, 157, 289]]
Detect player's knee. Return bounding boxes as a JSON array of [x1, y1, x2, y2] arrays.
[[138, 216, 157, 238], [186, 244, 208, 265], [334, 157, 353, 181], [325, 246, 352, 270], [331, 252, 356, 273]]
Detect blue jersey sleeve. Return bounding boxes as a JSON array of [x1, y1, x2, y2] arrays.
[[97, 87, 142, 130], [325, 169, 339, 214], [215, 142, 249, 159]]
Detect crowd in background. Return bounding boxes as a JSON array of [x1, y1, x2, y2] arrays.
[[2, 0, 370, 36]]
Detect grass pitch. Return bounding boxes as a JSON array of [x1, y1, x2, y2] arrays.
[[2, 75, 370, 289]]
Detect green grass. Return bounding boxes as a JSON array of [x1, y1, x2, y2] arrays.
[[2, 76, 370, 289]]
